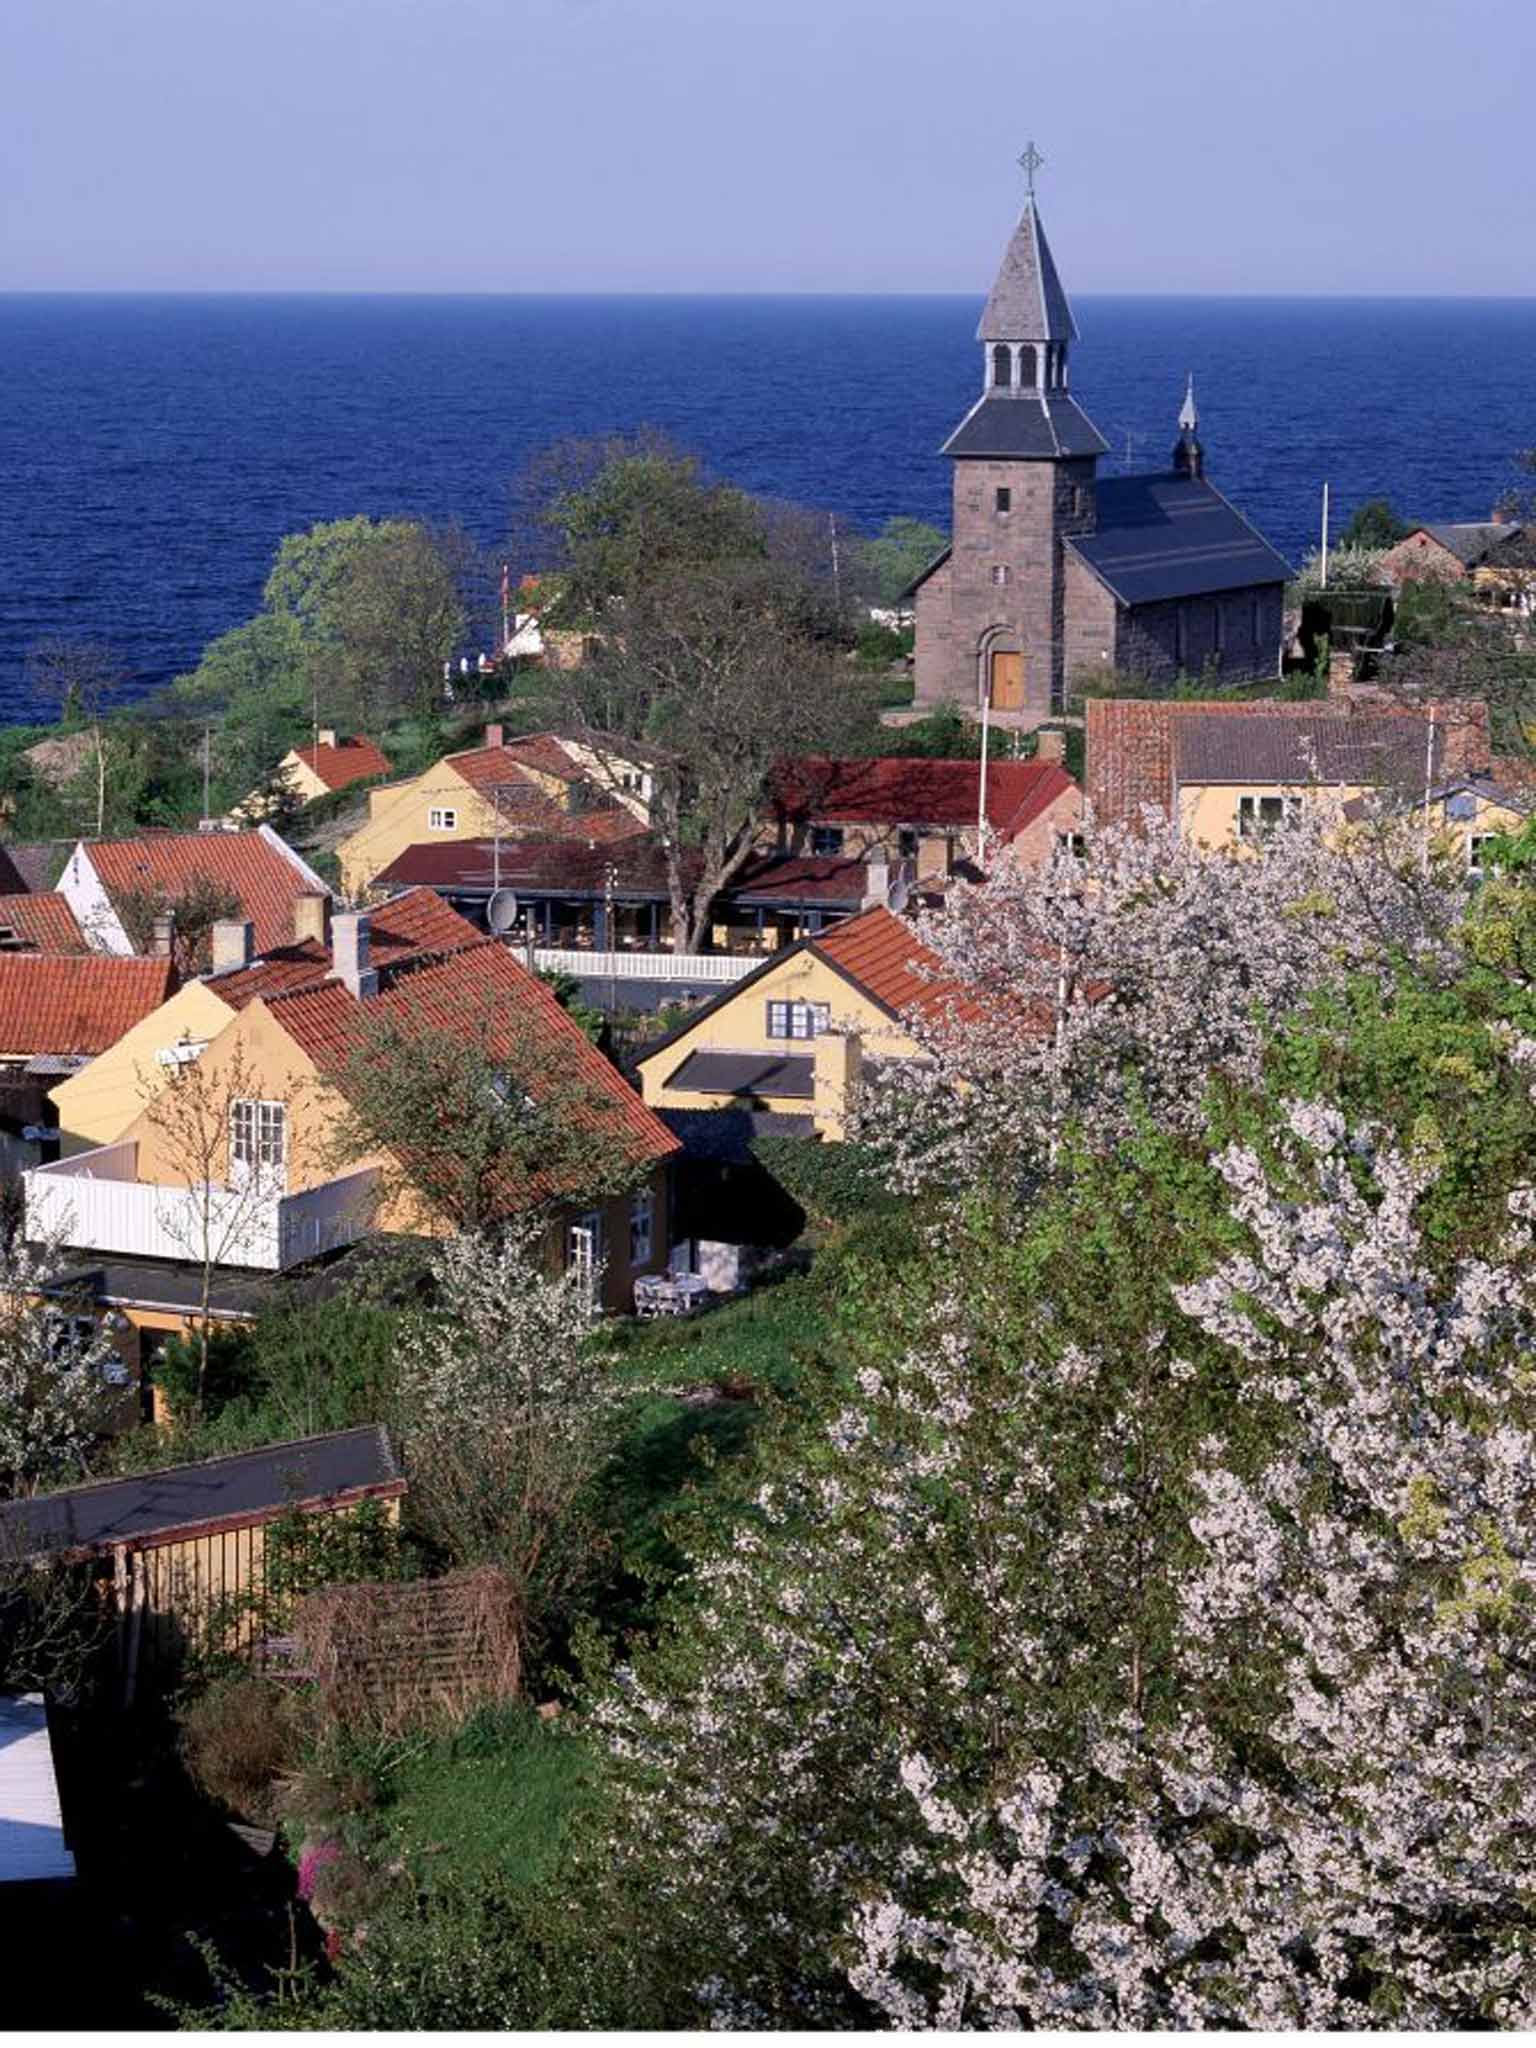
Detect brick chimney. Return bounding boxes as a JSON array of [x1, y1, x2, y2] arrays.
[[149, 910, 177, 960], [316, 727, 338, 749], [210, 919, 253, 973], [331, 910, 377, 999], [484, 723, 504, 750], [862, 855, 891, 909], [813, 1029, 863, 1141], [1034, 728, 1067, 764], [293, 891, 331, 948]]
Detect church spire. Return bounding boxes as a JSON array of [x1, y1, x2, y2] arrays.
[[1172, 373, 1205, 480], [976, 145, 1079, 401]]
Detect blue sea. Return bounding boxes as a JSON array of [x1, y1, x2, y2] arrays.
[[2, 293, 1533, 722]]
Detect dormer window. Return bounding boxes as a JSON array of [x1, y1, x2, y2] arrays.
[[992, 344, 1012, 388]]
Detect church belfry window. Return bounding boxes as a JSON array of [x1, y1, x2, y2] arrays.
[[992, 344, 1012, 388], [990, 564, 1011, 587], [995, 487, 1011, 514], [1018, 344, 1037, 390]]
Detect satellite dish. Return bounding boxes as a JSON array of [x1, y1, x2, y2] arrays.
[[486, 887, 520, 935], [887, 869, 913, 915]]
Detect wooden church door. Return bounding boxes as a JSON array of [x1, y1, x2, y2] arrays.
[[990, 649, 1025, 711]]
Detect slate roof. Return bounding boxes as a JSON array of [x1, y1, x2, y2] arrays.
[[83, 829, 329, 958], [942, 393, 1109, 461], [0, 953, 175, 1056], [265, 939, 678, 1208], [664, 1050, 816, 1099], [1418, 522, 1526, 569], [1173, 713, 1441, 788], [976, 200, 1078, 343], [775, 756, 1077, 839], [291, 736, 391, 793], [0, 893, 87, 954], [0, 844, 30, 894], [0, 842, 72, 894], [206, 887, 481, 1006], [0, 1426, 402, 1559], [1067, 476, 1290, 605]]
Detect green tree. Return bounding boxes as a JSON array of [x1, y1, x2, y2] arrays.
[[857, 516, 947, 606], [1341, 496, 1411, 548]]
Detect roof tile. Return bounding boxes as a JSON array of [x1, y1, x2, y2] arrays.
[[292, 737, 391, 793], [0, 953, 175, 1056], [207, 887, 482, 1006], [0, 892, 87, 954], [85, 830, 326, 958]]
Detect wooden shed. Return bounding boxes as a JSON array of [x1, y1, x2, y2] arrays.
[[0, 1426, 405, 1693]]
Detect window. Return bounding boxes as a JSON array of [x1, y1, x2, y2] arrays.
[[428, 806, 457, 831], [1057, 830, 1088, 860], [1468, 834, 1498, 877], [810, 825, 845, 856], [995, 486, 1011, 515], [897, 827, 920, 859], [1018, 344, 1037, 389], [766, 1000, 830, 1041], [1070, 484, 1087, 519], [990, 564, 1011, 588], [230, 1098, 286, 1184], [567, 1211, 604, 1308], [991, 343, 1012, 388], [1238, 794, 1302, 842], [629, 1186, 654, 1267]]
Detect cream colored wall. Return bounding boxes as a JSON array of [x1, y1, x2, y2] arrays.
[[337, 764, 506, 895], [1427, 793, 1527, 866], [279, 750, 330, 804], [638, 950, 922, 1113], [51, 981, 238, 1150], [1176, 781, 1369, 849]]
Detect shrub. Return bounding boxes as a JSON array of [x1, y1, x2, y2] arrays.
[[180, 1674, 310, 1825], [751, 1132, 894, 1226]]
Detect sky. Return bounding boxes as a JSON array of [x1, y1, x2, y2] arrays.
[[5, 0, 1535, 296]]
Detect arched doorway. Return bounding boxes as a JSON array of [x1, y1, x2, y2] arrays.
[[979, 629, 1026, 712]]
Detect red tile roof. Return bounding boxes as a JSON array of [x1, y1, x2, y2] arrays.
[[291, 737, 391, 793], [776, 756, 1076, 839], [0, 892, 87, 954], [444, 744, 648, 845], [814, 905, 961, 1019], [207, 888, 483, 1008], [374, 837, 871, 909], [0, 953, 175, 1057], [85, 831, 326, 958], [266, 939, 677, 1212]]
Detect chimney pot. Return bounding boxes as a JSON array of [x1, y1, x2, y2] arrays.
[[293, 891, 332, 949], [210, 919, 254, 974], [317, 727, 338, 749], [331, 910, 377, 999], [484, 723, 504, 750]]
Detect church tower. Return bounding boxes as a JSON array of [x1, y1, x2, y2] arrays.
[[911, 146, 1108, 723]]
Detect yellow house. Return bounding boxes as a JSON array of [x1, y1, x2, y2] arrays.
[[336, 726, 650, 897], [50, 888, 477, 1153], [234, 731, 393, 820], [26, 910, 680, 1381], [1172, 711, 1445, 849], [636, 906, 945, 1140], [1423, 773, 1534, 874]]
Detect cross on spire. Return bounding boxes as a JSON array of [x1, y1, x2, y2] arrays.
[[1017, 140, 1045, 197]]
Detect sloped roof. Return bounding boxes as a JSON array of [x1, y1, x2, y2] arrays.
[[776, 756, 1077, 839], [0, 842, 71, 894], [1067, 475, 1289, 604], [206, 887, 482, 1007], [942, 393, 1108, 462], [666, 1051, 815, 1099], [291, 736, 391, 792], [814, 904, 961, 1019], [0, 892, 87, 953], [0, 844, 31, 894], [441, 746, 647, 845], [374, 837, 871, 910], [1417, 522, 1525, 568], [1173, 713, 1440, 788], [266, 939, 678, 1207], [977, 200, 1078, 343], [84, 829, 327, 958], [0, 953, 175, 1056], [0, 1426, 401, 1558]]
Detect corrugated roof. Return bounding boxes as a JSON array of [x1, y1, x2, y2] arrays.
[[0, 1426, 401, 1558], [0, 1696, 75, 1885], [0, 952, 175, 1056], [663, 1050, 815, 1099], [1067, 475, 1289, 604], [777, 756, 1076, 838], [942, 393, 1108, 461], [85, 829, 328, 958], [976, 199, 1078, 343], [267, 938, 678, 1209], [291, 736, 391, 792], [1173, 713, 1441, 788], [0, 892, 87, 953], [207, 887, 481, 1006]]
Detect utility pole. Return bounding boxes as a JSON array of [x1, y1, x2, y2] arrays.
[[1320, 482, 1331, 591], [977, 682, 992, 864], [202, 727, 212, 824], [603, 860, 619, 1016], [829, 515, 842, 616]]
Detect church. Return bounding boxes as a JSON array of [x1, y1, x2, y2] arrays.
[[908, 155, 1289, 726]]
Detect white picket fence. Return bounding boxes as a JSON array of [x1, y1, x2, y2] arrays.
[[529, 948, 759, 985]]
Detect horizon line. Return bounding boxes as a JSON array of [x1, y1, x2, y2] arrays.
[[3, 286, 1535, 304]]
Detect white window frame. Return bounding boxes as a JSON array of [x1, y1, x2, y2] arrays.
[[567, 1209, 605, 1309], [766, 1000, 830, 1042], [230, 1097, 287, 1189], [629, 1185, 654, 1268], [1468, 833, 1498, 877], [1238, 793, 1302, 842], [809, 824, 845, 857], [428, 806, 458, 831], [1057, 830, 1088, 860]]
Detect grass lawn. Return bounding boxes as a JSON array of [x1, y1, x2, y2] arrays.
[[376, 1704, 592, 1894]]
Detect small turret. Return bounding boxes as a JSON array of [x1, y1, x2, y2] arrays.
[[1172, 373, 1204, 480]]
